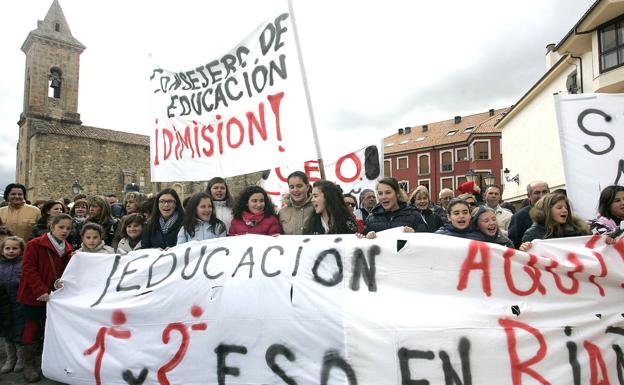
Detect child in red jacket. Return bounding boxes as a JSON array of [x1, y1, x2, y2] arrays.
[[17, 213, 73, 383]]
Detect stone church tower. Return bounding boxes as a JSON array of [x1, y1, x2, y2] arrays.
[[16, 1, 257, 202]]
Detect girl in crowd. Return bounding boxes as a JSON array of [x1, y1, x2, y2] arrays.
[[116, 214, 144, 255], [588, 185, 624, 237], [343, 193, 364, 233], [409, 187, 444, 233], [177, 192, 226, 244], [303, 181, 358, 235], [87, 196, 116, 246], [279, 171, 313, 235], [31, 200, 64, 238], [142, 189, 184, 250], [124, 191, 146, 216], [435, 199, 484, 240], [206, 177, 234, 231], [229, 186, 282, 236], [0, 236, 25, 374], [68, 197, 89, 250], [471, 206, 513, 247], [520, 193, 589, 251], [18, 214, 73, 383], [363, 177, 428, 238], [77, 223, 114, 254]]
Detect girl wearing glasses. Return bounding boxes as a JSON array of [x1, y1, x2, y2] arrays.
[[141, 189, 184, 249]]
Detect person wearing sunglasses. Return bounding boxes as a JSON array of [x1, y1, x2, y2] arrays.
[[343, 193, 364, 233]]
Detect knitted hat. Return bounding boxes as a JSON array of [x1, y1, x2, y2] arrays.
[[459, 181, 480, 195]]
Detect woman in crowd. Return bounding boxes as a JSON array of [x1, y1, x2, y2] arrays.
[[343, 193, 364, 233], [31, 200, 64, 238], [409, 187, 444, 233], [177, 192, 226, 244], [471, 206, 513, 247], [86, 196, 116, 246], [229, 186, 281, 236], [303, 181, 358, 235], [279, 171, 314, 235], [457, 193, 479, 209], [68, 197, 89, 250], [141, 189, 184, 250], [206, 177, 234, 231], [124, 191, 146, 216], [588, 185, 624, 237], [435, 199, 483, 240], [116, 214, 144, 255], [363, 177, 428, 238], [18, 214, 73, 383], [520, 193, 589, 251]]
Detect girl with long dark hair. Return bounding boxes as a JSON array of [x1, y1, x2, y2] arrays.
[[229, 186, 281, 236], [177, 192, 226, 244], [141, 189, 184, 249], [304, 181, 358, 235]]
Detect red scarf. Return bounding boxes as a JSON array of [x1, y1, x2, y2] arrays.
[[242, 211, 264, 227]]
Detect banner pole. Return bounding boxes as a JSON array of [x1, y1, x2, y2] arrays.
[[287, 0, 326, 179]]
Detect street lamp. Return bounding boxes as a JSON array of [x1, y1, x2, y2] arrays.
[[71, 180, 83, 195], [503, 168, 520, 185], [465, 169, 478, 183], [483, 171, 496, 187]]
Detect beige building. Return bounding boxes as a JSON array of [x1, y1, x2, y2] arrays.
[[16, 1, 255, 201], [498, 0, 624, 203]]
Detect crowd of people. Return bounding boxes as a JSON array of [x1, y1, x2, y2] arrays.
[[0, 175, 621, 382]]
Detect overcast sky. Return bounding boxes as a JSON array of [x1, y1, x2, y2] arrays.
[[0, 0, 593, 192]]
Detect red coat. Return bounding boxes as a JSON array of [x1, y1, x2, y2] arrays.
[[17, 234, 73, 307], [228, 215, 282, 236]]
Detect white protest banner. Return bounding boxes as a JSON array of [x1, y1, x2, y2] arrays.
[[555, 93, 624, 219], [43, 233, 624, 384], [260, 144, 383, 208], [149, 12, 318, 181]]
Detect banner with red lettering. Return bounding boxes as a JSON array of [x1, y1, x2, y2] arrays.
[[149, 12, 318, 181], [260, 144, 383, 209], [42, 232, 624, 384], [555, 93, 624, 220]]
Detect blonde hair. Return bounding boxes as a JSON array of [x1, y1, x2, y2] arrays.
[[530, 193, 589, 238]]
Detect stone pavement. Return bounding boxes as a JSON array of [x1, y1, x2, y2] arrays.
[[0, 340, 64, 385]]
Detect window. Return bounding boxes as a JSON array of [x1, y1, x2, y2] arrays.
[[463, 126, 474, 133], [440, 151, 453, 172], [473, 141, 490, 160], [456, 148, 469, 161], [55, 23, 60, 32], [441, 177, 453, 191], [447, 130, 458, 136], [140, 172, 146, 188], [397, 156, 408, 170], [456, 176, 467, 187], [385, 142, 394, 147], [384, 159, 392, 177], [418, 179, 430, 192], [399, 180, 409, 192], [418, 154, 430, 175], [599, 19, 624, 72], [399, 140, 409, 145], [48, 68, 62, 99], [415, 137, 425, 142]]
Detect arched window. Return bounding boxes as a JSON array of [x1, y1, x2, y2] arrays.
[[48, 68, 62, 98]]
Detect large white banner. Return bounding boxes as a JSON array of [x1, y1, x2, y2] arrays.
[[555, 93, 624, 219], [149, 13, 317, 181], [43, 232, 624, 384], [260, 144, 383, 209]]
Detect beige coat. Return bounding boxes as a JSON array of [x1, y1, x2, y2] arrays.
[[0, 204, 41, 241], [279, 196, 314, 235]]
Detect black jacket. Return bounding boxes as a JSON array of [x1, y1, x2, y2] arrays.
[[508, 205, 532, 249], [417, 207, 445, 233], [305, 214, 359, 235], [141, 218, 182, 249], [435, 224, 485, 240], [364, 203, 428, 233]]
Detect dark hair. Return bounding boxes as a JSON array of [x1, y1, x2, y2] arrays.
[[447, 198, 471, 214], [87, 196, 112, 225], [343, 193, 358, 209], [73, 194, 87, 201], [3, 183, 27, 201], [141, 197, 155, 217], [233, 186, 276, 219], [81, 222, 104, 238], [287, 171, 311, 195], [182, 192, 226, 237], [206, 177, 233, 208], [304, 180, 354, 234], [120, 214, 145, 239], [49, 213, 73, 229], [148, 189, 184, 235], [39, 200, 65, 225], [0, 227, 12, 237], [377, 177, 408, 204], [598, 185, 624, 220]]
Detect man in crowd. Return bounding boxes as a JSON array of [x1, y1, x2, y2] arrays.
[[483, 185, 512, 236], [438, 188, 454, 211], [355, 189, 376, 221], [508, 180, 550, 248], [0, 183, 41, 241]]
